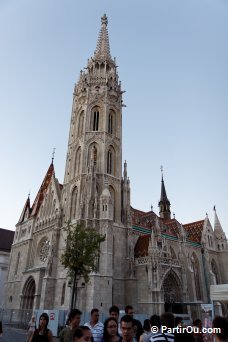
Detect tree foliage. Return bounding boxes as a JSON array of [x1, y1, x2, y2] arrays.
[[61, 222, 106, 283]]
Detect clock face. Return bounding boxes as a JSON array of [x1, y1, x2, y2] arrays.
[[39, 239, 51, 262]]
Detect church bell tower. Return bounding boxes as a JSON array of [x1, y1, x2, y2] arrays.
[[61, 15, 131, 310], [63, 14, 128, 226]]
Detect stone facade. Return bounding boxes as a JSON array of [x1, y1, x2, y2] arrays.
[[5, 15, 228, 319], [0, 228, 14, 307]]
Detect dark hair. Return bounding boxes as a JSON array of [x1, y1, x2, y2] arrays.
[[39, 313, 49, 325], [91, 308, 99, 315], [121, 315, 134, 326], [175, 316, 182, 327], [125, 305, 133, 314], [149, 315, 161, 329], [33, 313, 49, 336], [74, 326, 91, 339], [103, 317, 118, 342], [174, 330, 195, 342], [68, 309, 82, 323], [143, 319, 151, 331], [109, 305, 120, 315], [213, 316, 228, 340], [160, 312, 175, 329], [192, 319, 202, 327]]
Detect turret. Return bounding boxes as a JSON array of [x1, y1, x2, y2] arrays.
[[213, 206, 227, 251]]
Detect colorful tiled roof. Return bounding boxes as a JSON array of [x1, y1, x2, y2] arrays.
[[183, 220, 204, 243], [131, 207, 157, 229]]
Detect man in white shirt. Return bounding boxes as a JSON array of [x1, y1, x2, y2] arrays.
[[84, 308, 104, 342]]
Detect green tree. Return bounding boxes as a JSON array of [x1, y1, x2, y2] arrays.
[[61, 222, 106, 310]]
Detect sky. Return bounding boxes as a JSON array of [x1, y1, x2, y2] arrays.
[[0, 0, 227, 236]]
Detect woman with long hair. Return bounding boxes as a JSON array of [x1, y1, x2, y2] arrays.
[[29, 312, 53, 342], [103, 317, 119, 342], [74, 326, 93, 342]]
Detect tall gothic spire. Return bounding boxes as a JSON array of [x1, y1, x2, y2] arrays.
[[94, 14, 112, 60], [158, 173, 171, 220], [160, 175, 168, 202]]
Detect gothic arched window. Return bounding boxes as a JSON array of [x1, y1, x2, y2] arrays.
[[70, 187, 78, 220], [78, 111, 84, 137], [92, 109, 99, 131], [108, 113, 113, 134], [107, 149, 112, 174], [75, 147, 81, 175]]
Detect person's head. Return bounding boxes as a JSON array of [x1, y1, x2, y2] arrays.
[[143, 319, 151, 332], [109, 305, 120, 320], [213, 316, 228, 341], [121, 315, 134, 342], [125, 305, 134, 317], [104, 317, 118, 341], [68, 309, 82, 328], [149, 315, 161, 330], [31, 315, 36, 322], [39, 313, 49, 330], [192, 319, 202, 330], [91, 308, 99, 324], [160, 312, 175, 329], [74, 326, 92, 342], [175, 316, 183, 327]]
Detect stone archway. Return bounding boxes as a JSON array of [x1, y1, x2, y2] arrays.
[[162, 270, 185, 314], [21, 276, 36, 311]]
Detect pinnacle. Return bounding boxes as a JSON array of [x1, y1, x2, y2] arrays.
[[94, 14, 112, 60]]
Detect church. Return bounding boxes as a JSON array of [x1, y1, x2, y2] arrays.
[[5, 15, 228, 319]]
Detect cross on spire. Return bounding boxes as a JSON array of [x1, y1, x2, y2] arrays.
[[51, 148, 56, 164], [160, 165, 163, 176]]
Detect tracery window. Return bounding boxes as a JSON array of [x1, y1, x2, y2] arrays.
[[107, 149, 112, 174], [70, 187, 78, 220], [108, 113, 113, 134], [75, 147, 81, 175], [92, 109, 99, 131], [39, 239, 51, 262], [78, 111, 84, 137]]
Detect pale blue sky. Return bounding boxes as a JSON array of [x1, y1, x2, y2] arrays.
[[0, 0, 227, 235]]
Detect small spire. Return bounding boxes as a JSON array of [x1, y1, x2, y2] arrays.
[[151, 205, 153, 211], [94, 14, 112, 60], [214, 207, 224, 234], [124, 160, 127, 180]]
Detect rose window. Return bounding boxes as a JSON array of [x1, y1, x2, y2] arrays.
[[39, 240, 50, 262]]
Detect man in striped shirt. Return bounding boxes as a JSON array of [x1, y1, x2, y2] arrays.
[[150, 313, 175, 342], [84, 308, 104, 342]]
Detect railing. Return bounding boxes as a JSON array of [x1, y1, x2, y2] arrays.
[[0, 308, 33, 329]]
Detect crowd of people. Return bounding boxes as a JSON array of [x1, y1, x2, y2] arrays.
[[26, 305, 228, 342]]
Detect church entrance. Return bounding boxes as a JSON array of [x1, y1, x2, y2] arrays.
[[21, 276, 36, 311], [162, 271, 186, 314]]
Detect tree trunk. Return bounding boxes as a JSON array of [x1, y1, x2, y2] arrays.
[[70, 270, 77, 310]]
